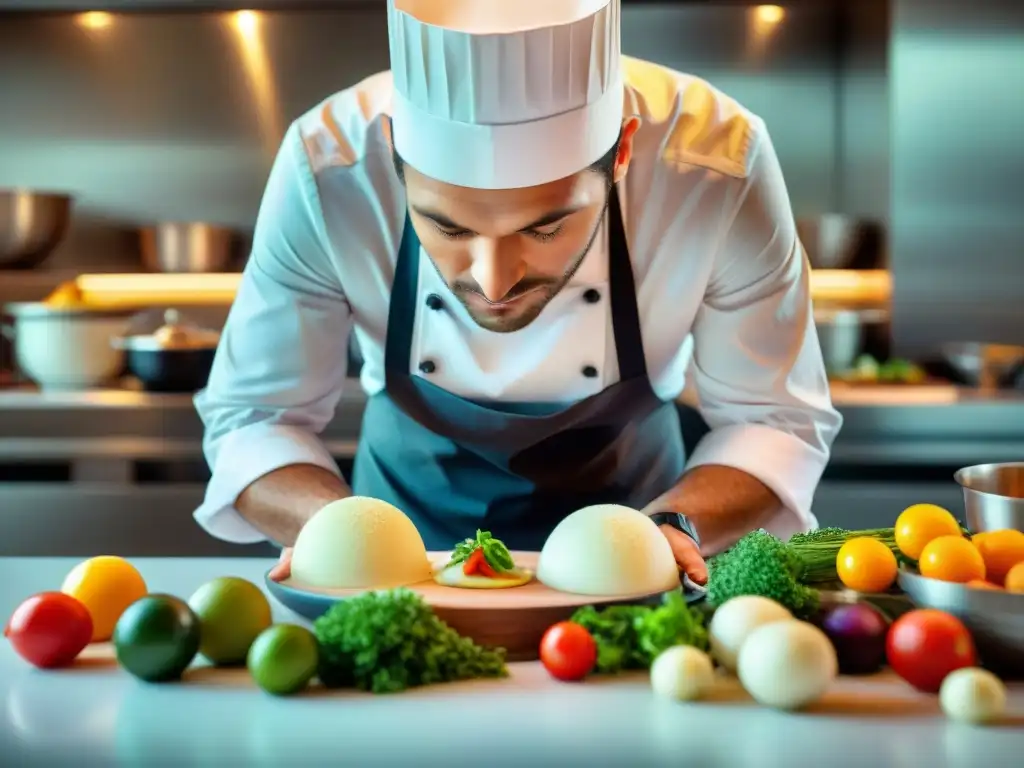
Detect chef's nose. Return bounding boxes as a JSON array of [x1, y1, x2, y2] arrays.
[[470, 238, 525, 303]]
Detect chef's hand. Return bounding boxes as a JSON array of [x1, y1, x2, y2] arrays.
[[268, 547, 292, 582], [657, 525, 708, 586]]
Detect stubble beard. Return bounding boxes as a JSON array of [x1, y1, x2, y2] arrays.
[[449, 196, 611, 334]]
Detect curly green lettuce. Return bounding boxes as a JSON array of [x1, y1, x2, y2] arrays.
[[314, 588, 507, 694], [570, 592, 708, 674]]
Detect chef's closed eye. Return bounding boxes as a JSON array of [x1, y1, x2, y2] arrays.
[[524, 220, 565, 242]]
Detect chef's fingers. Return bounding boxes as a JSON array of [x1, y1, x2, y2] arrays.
[[268, 547, 293, 582], [660, 526, 708, 585]]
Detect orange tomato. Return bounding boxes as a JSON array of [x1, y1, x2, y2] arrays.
[[894, 504, 962, 560], [965, 579, 1002, 591], [836, 537, 898, 593], [1005, 561, 1024, 594], [61, 556, 148, 642], [971, 529, 1024, 586], [918, 536, 986, 584]]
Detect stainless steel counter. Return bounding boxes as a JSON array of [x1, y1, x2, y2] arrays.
[[2, 382, 1023, 557], [4, 382, 1024, 466]]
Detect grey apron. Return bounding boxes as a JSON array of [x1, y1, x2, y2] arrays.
[[351, 187, 686, 551]]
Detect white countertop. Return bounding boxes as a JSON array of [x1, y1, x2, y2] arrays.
[[2, 557, 1023, 767]]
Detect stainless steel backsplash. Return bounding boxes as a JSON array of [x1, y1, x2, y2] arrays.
[[890, 0, 1024, 353], [0, 1, 889, 273]]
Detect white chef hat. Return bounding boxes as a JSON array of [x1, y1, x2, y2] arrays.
[[387, 0, 623, 190]]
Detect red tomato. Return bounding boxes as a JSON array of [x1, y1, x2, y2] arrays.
[[540, 621, 597, 681], [885, 609, 976, 693], [4, 592, 93, 669], [463, 549, 484, 576]]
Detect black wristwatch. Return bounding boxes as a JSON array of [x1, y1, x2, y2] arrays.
[[648, 511, 701, 548]]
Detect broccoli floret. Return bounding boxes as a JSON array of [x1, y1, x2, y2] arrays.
[[707, 530, 820, 617], [314, 588, 507, 693]]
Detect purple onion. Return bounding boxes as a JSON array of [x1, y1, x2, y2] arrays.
[[821, 603, 890, 675]]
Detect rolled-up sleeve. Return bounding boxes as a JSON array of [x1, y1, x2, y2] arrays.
[[193, 123, 351, 544], [686, 125, 843, 535]]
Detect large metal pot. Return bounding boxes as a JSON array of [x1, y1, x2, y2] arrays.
[[2, 302, 133, 390], [0, 189, 74, 269], [140, 222, 236, 273]]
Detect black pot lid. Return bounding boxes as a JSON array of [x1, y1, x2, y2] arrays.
[[114, 309, 221, 352]]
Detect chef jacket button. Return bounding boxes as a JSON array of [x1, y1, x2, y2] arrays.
[[581, 365, 599, 378], [419, 360, 437, 374], [425, 294, 444, 310], [583, 288, 601, 304]]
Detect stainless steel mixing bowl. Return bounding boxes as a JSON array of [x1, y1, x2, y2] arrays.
[[954, 462, 1024, 533], [797, 214, 880, 270], [140, 222, 236, 273], [0, 189, 73, 269], [898, 568, 1024, 678]]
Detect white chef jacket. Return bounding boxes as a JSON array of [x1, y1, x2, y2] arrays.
[[193, 56, 843, 546]]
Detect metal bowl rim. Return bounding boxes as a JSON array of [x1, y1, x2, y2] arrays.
[[954, 462, 1024, 503], [898, 566, 1024, 608], [0, 188, 75, 200]]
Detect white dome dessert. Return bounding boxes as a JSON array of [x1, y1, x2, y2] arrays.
[[536, 504, 680, 596], [291, 496, 433, 589]]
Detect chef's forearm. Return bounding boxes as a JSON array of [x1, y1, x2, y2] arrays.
[[235, 464, 351, 546], [652, 465, 782, 554]]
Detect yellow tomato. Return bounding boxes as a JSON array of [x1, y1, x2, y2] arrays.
[[971, 529, 1024, 587], [61, 556, 148, 642], [918, 536, 986, 584], [836, 537, 898, 593], [894, 504, 962, 560], [1005, 561, 1024, 594]]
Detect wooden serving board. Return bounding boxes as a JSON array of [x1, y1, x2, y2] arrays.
[[269, 552, 689, 662]]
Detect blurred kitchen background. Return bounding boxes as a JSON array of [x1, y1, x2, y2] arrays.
[[1, 0, 1023, 557]]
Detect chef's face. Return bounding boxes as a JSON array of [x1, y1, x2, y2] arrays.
[[398, 119, 639, 333]]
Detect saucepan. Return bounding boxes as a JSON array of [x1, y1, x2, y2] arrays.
[[111, 309, 221, 392], [0, 189, 74, 269]]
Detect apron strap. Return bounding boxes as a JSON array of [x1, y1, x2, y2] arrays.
[[385, 185, 648, 383], [606, 185, 648, 381], [384, 213, 421, 378]]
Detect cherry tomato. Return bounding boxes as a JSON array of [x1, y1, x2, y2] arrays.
[[463, 549, 484, 576], [5, 592, 94, 669], [886, 609, 976, 693], [477, 557, 498, 578], [540, 621, 597, 681]]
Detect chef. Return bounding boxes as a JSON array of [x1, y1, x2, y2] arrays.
[[194, 0, 842, 586]]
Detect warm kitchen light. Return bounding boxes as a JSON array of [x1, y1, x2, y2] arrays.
[[75, 11, 113, 31], [755, 5, 786, 25], [233, 10, 260, 36], [227, 9, 283, 153], [52, 270, 892, 310]]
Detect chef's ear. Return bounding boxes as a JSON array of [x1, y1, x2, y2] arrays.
[[612, 116, 642, 184], [382, 115, 394, 150]]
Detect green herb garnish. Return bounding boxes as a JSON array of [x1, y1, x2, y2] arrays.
[[569, 592, 708, 674], [314, 589, 507, 693], [445, 529, 515, 573]]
